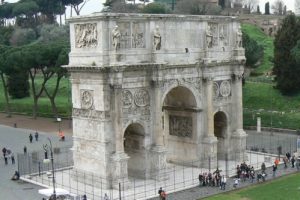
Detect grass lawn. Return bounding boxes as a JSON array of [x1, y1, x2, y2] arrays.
[[241, 24, 274, 75], [243, 81, 300, 130], [0, 76, 72, 117], [203, 173, 300, 200]]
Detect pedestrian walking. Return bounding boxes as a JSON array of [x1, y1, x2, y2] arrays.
[[2, 147, 7, 158], [82, 194, 87, 200], [220, 175, 227, 190], [158, 187, 163, 200], [261, 162, 266, 174], [34, 131, 39, 141], [291, 156, 295, 168], [272, 164, 277, 177], [29, 134, 33, 143], [11, 152, 15, 164], [23, 145, 27, 154], [4, 154, 8, 165], [103, 193, 109, 200], [283, 156, 288, 168]]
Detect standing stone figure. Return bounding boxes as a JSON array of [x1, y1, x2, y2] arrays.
[[236, 26, 242, 48], [153, 26, 161, 50], [112, 25, 121, 50], [206, 25, 213, 48]]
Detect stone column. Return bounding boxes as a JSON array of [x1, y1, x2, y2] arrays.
[[231, 74, 247, 162], [202, 77, 218, 169], [110, 84, 130, 189], [149, 81, 167, 180]]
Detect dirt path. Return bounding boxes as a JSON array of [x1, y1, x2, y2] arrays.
[[0, 113, 72, 135]]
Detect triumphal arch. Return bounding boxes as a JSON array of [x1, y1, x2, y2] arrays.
[[66, 13, 247, 188]]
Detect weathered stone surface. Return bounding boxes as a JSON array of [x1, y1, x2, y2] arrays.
[[66, 13, 247, 188]]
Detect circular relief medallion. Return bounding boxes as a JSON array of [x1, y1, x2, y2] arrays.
[[219, 80, 231, 97], [122, 90, 133, 108], [81, 90, 93, 109], [213, 82, 220, 99], [134, 89, 150, 107]]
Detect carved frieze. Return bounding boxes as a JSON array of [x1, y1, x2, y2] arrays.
[[132, 22, 145, 48], [75, 23, 98, 48], [160, 78, 202, 96], [169, 115, 192, 138], [134, 89, 150, 107], [213, 82, 220, 99], [122, 90, 133, 108], [116, 22, 145, 49], [219, 24, 228, 47], [73, 108, 109, 119], [80, 90, 94, 109]]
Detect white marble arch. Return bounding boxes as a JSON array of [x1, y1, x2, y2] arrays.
[[66, 13, 247, 189]]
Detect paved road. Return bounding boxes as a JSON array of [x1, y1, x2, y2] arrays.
[[0, 125, 72, 200]]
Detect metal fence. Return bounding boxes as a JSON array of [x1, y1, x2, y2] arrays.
[[246, 130, 298, 156], [18, 146, 279, 200]]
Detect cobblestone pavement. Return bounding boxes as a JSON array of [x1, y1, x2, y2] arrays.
[[149, 163, 299, 200], [0, 124, 72, 200]]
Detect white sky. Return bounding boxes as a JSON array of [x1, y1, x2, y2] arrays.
[[4, 0, 296, 18]]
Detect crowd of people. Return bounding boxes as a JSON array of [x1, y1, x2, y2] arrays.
[[198, 168, 227, 190]]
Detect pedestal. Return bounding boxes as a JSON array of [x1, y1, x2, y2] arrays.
[[149, 145, 168, 181], [201, 136, 218, 170], [231, 129, 247, 162], [110, 152, 130, 189]]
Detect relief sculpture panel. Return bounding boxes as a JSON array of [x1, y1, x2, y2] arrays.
[[75, 23, 98, 48], [213, 80, 231, 100], [80, 90, 94, 109], [169, 115, 192, 138]]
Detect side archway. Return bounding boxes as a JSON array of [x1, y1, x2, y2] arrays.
[[123, 123, 146, 177], [214, 111, 228, 160]]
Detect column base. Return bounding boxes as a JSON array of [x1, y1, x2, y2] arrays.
[[149, 145, 168, 181], [231, 129, 248, 162], [110, 152, 131, 189], [201, 136, 218, 170]]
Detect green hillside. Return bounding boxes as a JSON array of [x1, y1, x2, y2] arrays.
[[241, 24, 274, 75]]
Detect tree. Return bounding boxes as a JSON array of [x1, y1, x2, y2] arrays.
[[141, 3, 169, 14], [273, 14, 300, 94], [9, 28, 36, 46], [256, 5, 260, 14], [265, 2, 270, 15], [242, 30, 263, 68], [13, 0, 39, 27], [0, 45, 12, 116], [174, 0, 222, 15], [271, 0, 285, 15]]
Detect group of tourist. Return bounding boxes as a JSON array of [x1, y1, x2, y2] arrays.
[[2, 147, 15, 165], [236, 162, 256, 182], [198, 168, 227, 189]]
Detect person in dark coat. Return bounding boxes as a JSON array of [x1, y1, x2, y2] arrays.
[[29, 134, 33, 143], [2, 147, 7, 158], [34, 131, 39, 141], [23, 146, 27, 154], [4, 154, 8, 165], [291, 156, 295, 168]]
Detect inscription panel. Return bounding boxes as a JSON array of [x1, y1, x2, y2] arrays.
[[169, 115, 192, 138]]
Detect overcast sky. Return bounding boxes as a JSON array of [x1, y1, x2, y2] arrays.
[[4, 0, 296, 18]]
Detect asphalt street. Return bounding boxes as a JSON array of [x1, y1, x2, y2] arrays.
[[0, 125, 72, 200]]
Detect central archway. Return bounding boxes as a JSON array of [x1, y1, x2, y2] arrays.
[[214, 111, 227, 160], [124, 123, 146, 178], [162, 86, 199, 163]]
